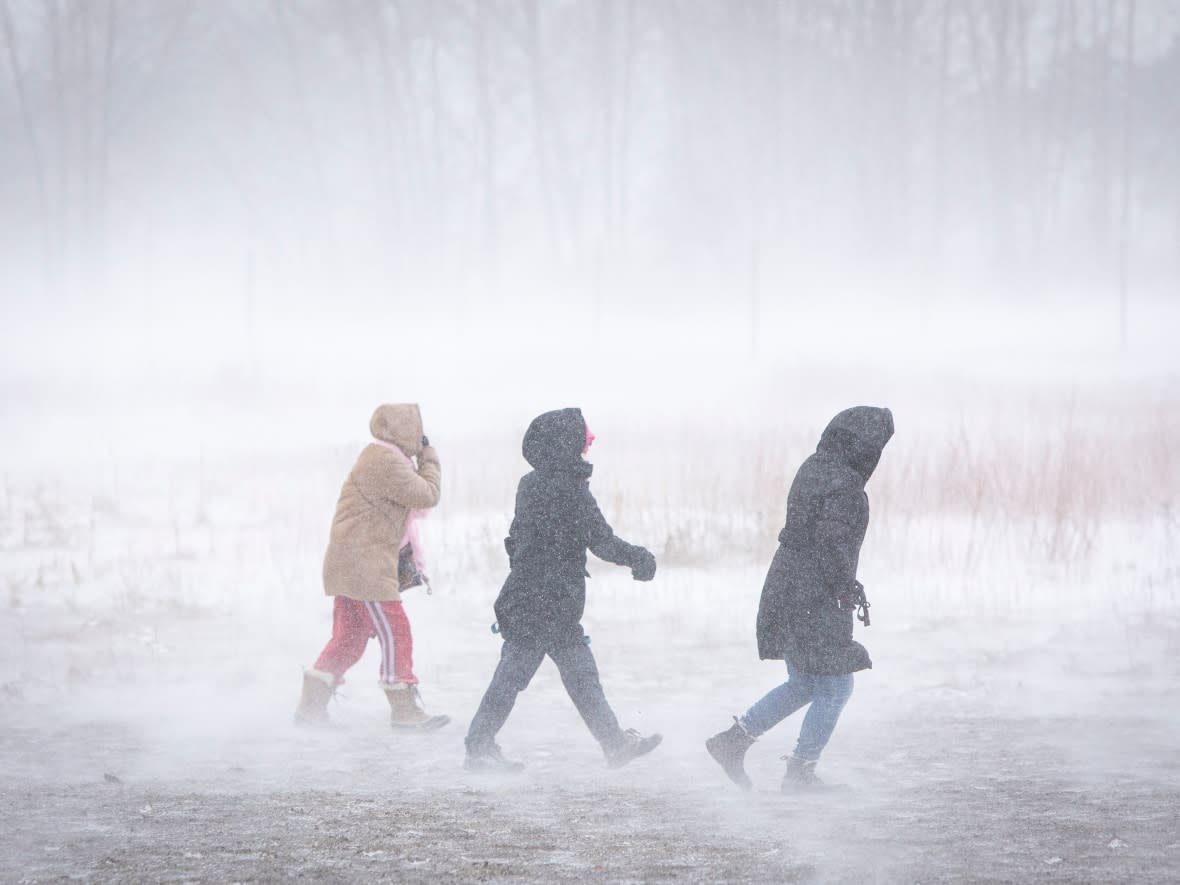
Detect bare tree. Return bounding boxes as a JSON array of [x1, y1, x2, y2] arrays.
[[1, 0, 52, 292]]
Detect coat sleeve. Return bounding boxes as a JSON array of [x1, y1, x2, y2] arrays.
[[755, 546, 792, 659], [504, 507, 522, 567], [365, 445, 442, 510], [582, 487, 646, 568], [811, 487, 864, 599]]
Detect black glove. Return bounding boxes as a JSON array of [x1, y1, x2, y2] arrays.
[[630, 548, 657, 582], [421, 435, 431, 448]]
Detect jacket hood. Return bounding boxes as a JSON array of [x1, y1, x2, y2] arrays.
[[370, 403, 424, 455], [522, 408, 591, 474], [817, 406, 894, 482]]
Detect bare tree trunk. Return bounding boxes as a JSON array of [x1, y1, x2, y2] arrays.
[[764, 0, 784, 243], [1117, 0, 1136, 351], [101, 1, 117, 238], [92, 0, 118, 295], [930, 0, 952, 272], [273, 0, 331, 245], [49, 0, 70, 295], [1058, 1, 1084, 260], [77, 0, 94, 285], [425, 1, 448, 276], [387, 0, 433, 266], [370, 2, 407, 255], [473, 0, 499, 267], [988, 0, 1013, 274], [596, 0, 614, 255], [0, 0, 54, 295], [616, 0, 637, 256], [1090, 0, 1115, 256], [522, 0, 561, 256]]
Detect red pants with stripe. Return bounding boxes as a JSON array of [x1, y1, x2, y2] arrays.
[[313, 597, 417, 686]]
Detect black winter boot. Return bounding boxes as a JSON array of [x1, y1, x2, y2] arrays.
[[705, 717, 756, 791], [464, 742, 525, 774], [780, 755, 824, 791], [605, 728, 663, 769]]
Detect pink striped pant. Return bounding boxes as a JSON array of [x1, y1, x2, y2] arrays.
[[313, 597, 417, 686]]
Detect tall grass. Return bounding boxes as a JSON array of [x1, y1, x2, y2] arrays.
[[1, 387, 1177, 621]]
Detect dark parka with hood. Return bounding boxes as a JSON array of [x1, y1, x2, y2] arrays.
[[756, 406, 894, 674], [493, 408, 656, 649]]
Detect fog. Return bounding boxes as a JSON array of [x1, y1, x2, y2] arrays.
[[2, 3, 1179, 883], [4, 2, 1180, 377]]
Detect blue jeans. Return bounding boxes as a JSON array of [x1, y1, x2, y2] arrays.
[[739, 660, 854, 762]]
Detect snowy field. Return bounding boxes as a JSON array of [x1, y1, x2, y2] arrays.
[[2, 348, 1178, 883], [4, 0, 1179, 876]]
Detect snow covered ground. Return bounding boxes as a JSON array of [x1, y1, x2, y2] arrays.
[[1, 363, 1178, 882], [2, 568, 1178, 882]]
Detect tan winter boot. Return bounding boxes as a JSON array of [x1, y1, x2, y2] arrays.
[[294, 668, 335, 726], [384, 683, 450, 731]]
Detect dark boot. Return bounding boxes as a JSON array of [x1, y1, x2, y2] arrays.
[[384, 683, 450, 731], [294, 669, 335, 726], [463, 741, 525, 774], [781, 755, 825, 791], [705, 717, 756, 791], [605, 728, 663, 769]]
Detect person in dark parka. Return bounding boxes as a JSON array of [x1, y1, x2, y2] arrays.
[[464, 408, 662, 773], [707, 406, 894, 791]]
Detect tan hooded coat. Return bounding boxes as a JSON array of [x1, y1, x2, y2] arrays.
[[322, 404, 442, 602]]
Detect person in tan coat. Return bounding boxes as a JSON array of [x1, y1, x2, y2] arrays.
[[295, 403, 449, 730]]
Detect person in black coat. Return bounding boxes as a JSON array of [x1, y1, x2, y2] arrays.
[[463, 408, 662, 772], [706, 406, 894, 791]]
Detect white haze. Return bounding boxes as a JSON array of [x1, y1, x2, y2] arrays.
[[1, 2, 1179, 883]]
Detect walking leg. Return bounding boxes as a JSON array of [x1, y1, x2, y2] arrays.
[[465, 642, 545, 752]]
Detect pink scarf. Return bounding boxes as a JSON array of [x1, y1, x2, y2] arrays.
[[372, 438, 429, 572]]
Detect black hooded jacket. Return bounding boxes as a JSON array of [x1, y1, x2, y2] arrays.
[[755, 406, 894, 673], [493, 408, 654, 648]]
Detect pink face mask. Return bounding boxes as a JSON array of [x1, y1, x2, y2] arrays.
[[584, 422, 596, 453]]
